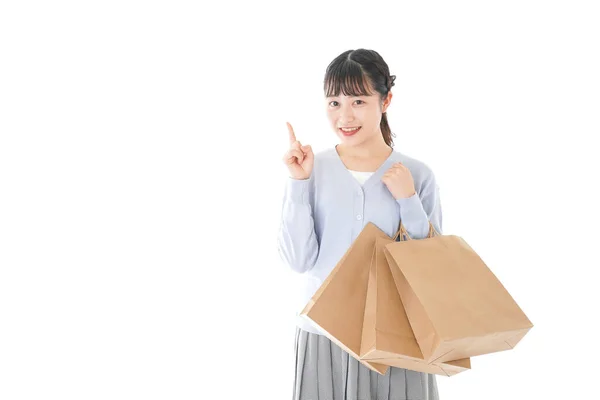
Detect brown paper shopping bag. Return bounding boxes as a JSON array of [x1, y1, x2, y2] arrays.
[[360, 234, 471, 376], [384, 221, 534, 364], [299, 223, 392, 375]]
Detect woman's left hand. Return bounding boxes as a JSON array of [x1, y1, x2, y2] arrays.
[[381, 162, 417, 200]]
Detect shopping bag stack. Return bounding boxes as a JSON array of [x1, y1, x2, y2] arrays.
[[300, 220, 533, 376]]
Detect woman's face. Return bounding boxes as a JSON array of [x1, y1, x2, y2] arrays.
[[325, 84, 392, 146]]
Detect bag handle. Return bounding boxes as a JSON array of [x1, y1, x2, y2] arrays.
[[391, 220, 441, 242]]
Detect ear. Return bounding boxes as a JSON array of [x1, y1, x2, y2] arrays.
[[382, 91, 393, 113]]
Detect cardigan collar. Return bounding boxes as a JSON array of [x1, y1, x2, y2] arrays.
[[330, 145, 396, 191]]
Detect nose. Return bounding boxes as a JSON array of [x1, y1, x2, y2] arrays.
[[339, 103, 355, 123]]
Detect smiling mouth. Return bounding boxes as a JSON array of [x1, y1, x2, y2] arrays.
[[339, 126, 361, 136]]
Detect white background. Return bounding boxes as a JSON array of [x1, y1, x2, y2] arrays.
[[1, 1, 599, 399]]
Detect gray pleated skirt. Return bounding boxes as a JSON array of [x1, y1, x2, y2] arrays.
[[293, 327, 440, 400]]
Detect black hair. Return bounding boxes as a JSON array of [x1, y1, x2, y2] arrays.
[[323, 49, 396, 147]]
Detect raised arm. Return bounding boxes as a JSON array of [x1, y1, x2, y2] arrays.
[[395, 168, 443, 239], [277, 122, 320, 273]]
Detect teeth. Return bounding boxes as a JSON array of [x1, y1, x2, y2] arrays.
[[341, 127, 360, 131]]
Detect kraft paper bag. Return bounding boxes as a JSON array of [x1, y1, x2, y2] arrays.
[[360, 235, 471, 376], [299, 222, 392, 375], [384, 221, 534, 364]]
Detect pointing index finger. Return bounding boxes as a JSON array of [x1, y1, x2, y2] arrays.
[[287, 122, 297, 145]]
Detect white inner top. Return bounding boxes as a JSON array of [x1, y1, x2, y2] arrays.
[[347, 169, 375, 185]]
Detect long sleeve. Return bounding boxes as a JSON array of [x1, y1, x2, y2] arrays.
[[277, 176, 320, 273], [395, 169, 443, 239]]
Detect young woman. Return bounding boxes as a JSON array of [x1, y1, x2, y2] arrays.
[[278, 48, 443, 400]]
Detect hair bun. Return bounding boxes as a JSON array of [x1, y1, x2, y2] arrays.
[[388, 74, 396, 89]]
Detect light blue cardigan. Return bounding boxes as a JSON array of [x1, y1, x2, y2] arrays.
[[277, 146, 443, 334]]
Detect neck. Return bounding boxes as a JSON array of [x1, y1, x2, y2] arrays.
[[336, 136, 392, 159]]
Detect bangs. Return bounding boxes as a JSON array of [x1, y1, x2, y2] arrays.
[[324, 61, 375, 98]]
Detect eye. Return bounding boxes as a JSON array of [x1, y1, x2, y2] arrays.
[[328, 100, 364, 107]]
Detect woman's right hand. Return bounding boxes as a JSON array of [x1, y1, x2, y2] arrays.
[[282, 122, 314, 180]]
